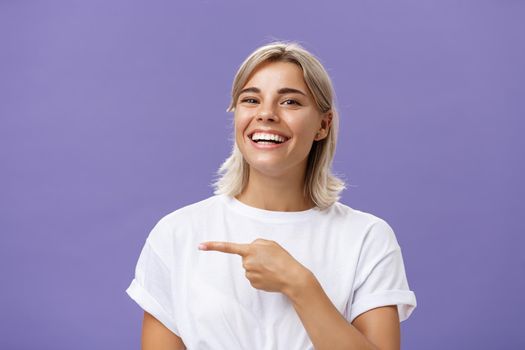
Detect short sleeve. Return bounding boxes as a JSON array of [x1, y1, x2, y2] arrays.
[[346, 219, 417, 323], [125, 219, 179, 335]]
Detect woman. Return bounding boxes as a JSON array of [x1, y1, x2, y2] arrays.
[[126, 41, 417, 350]]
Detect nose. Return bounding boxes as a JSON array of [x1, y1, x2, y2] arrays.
[[256, 108, 279, 123]]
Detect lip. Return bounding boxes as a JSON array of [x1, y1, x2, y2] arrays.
[[247, 129, 291, 140], [246, 129, 291, 150], [248, 136, 289, 149]]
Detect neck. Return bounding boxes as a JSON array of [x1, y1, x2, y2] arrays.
[[235, 167, 314, 212]]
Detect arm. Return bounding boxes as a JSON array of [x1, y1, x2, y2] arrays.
[[286, 269, 400, 350], [199, 239, 402, 349], [142, 311, 186, 350]]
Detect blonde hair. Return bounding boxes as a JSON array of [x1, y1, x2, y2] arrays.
[[212, 41, 345, 209]]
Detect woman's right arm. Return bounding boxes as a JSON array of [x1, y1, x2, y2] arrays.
[[142, 311, 186, 350]]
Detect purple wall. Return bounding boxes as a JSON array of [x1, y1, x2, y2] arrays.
[[1, 1, 523, 349]]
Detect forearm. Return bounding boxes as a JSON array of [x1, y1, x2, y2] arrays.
[[285, 270, 378, 350]]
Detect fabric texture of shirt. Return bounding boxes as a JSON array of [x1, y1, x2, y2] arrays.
[[126, 194, 417, 349]]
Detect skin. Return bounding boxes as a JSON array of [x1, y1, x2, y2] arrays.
[[233, 60, 332, 212], [142, 61, 400, 349], [142, 311, 186, 350]]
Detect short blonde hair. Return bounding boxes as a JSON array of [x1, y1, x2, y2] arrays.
[[212, 41, 345, 209]]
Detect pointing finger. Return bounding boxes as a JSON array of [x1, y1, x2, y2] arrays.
[[198, 241, 250, 256]]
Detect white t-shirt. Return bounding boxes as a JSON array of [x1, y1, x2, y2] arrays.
[[126, 194, 417, 349]]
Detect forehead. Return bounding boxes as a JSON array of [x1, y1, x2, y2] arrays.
[[243, 61, 307, 90]]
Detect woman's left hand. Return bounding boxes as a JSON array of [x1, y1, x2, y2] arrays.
[[198, 238, 310, 296]]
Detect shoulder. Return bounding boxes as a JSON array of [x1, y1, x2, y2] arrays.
[[328, 202, 400, 250], [145, 195, 223, 249], [327, 201, 390, 230], [159, 195, 223, 227]]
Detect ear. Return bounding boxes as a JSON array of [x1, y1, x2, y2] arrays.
[[314, 111, 333, 141]]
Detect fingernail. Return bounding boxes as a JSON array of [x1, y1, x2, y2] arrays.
[[198, 243, 206, 250]]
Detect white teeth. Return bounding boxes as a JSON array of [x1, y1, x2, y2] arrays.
[[251, 132, 287, 143]]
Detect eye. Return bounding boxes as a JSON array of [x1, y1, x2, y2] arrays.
[[282, 99, 301, 106], [240, 97, 258, 104]]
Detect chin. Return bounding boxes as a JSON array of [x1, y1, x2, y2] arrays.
[[248, 159, 302, 178], [245, 161, 281, 176]]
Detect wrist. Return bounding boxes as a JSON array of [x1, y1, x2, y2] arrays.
[[283, 265, 315, 301]]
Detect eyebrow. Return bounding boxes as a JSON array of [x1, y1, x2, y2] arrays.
[[239, 87, 307, 96]]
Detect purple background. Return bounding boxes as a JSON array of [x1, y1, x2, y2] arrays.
[[1, 1, 523, 349]]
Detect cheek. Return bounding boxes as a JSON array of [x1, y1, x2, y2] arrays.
[[288, 119, 318, 139], [234, 113, 250, 141]]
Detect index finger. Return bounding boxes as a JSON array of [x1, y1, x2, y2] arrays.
[[198, 241, 250, 256]]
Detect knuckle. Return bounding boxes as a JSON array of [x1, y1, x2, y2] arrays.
[[243, 258, 253, 270]]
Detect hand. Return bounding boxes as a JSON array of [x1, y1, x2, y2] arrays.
[[198, 238, 310, 296]]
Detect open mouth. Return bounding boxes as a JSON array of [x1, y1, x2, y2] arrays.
[[248, 132, 290, 145]]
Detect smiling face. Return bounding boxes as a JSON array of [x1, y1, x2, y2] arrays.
[[234, 60, 332, 179]]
